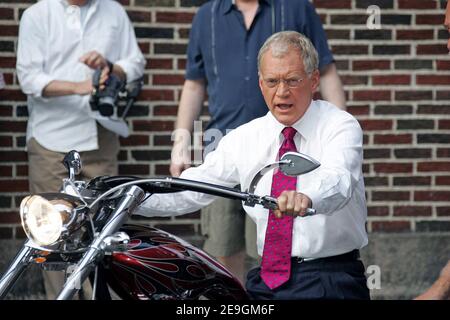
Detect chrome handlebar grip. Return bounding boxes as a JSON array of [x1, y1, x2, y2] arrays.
[[261, 196, 316, 216]]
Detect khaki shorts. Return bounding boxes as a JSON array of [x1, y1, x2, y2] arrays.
[[201, 197, 258, 259], [27, 123, 119, 194], [27, 123, 119, 299]]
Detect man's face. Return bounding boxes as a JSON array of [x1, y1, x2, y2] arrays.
[[446, 0, 450, 52], [258, 48, 320, 126]]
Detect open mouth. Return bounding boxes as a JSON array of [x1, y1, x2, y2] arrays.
[[275, 104, 293, 111]]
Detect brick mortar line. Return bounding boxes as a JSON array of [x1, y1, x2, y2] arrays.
[[147, 39, 189, 43], [317, 9, 442, 13], [323, 25, 445, 29], [366, 185, 450, 190], [142, 8, 198, 12], [343, 85, 450, 89], [342, 72, 450, 74], [359, 115, 450, 119], [368, 217, 450, 221]]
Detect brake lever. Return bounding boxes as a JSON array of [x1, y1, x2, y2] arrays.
[[262, 196, 316, 217]]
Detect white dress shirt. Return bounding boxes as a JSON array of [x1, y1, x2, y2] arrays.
[[136, 100, 368, 259], [16, 0, 145, 152]]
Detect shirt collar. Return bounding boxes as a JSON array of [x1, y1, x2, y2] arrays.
[[290, 100, 317, 142], [57, 0, 97, 8], [266, 99, 317, 143], [220, 0, 234, 14], [221, 0, 272, 15]]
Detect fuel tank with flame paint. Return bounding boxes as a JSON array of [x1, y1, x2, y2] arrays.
[[104, 224, 248, 300]]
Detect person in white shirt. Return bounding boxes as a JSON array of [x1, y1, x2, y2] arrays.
[[136, 31, 369, 300], [16, 0, 145, 299]]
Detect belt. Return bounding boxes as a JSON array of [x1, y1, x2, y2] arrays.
[[291, 249, 360, 264]]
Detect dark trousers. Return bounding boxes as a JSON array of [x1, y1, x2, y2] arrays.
[[246, 251, 370, 300]]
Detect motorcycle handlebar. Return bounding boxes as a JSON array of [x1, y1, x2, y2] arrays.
[[93, 176, 316, 216]]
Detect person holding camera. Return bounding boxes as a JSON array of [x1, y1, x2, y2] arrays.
[[16, 0, 145, 299]]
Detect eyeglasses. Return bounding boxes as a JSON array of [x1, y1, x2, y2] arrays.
[[262, 77, 305, 89]]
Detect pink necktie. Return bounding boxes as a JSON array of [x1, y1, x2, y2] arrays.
[[261, 127, 298, 289]]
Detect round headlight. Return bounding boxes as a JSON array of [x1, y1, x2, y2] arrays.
[[20, 195, 64, 246]]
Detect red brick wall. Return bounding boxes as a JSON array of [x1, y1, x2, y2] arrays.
[[0, 0, 449, 239]]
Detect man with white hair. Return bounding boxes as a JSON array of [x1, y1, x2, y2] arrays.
[[137, 31, 369, 299], [170, 0, 346, 285]]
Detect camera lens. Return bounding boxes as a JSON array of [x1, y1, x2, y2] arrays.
[[98, 97, 115, 116]]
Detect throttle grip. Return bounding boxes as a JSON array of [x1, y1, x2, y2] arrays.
[[303, 208, 316, 216], [261, 196, 316, 217]]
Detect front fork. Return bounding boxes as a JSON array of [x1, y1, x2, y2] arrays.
[[57, 185, 144, 300], [0, 185, 144, 300], [0, 240, 35, 299]]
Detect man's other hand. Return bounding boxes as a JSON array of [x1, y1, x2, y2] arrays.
[[170, 143, 191, 177]]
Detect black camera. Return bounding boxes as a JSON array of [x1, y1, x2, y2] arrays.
[[89, 68, 124, 117]]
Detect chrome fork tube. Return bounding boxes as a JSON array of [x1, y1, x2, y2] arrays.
[[0, 240, 35, 299], [56, 185, 145, 300]]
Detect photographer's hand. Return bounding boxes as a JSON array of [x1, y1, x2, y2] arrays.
[[98, 67, 109, 91], [79, 51, 108, 70], [80, 51, 127, 82]]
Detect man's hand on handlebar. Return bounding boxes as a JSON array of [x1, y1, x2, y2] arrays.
[[274, 191, 312, 218]]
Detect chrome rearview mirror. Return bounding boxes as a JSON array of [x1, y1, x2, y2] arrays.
[[279, 152, 321, 176], [246, 152, 320, 194], [61, 150, 88, 200], [62, 150, 82, 181]]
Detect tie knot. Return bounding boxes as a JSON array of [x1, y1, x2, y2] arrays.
[[282, 127, 297, 141]]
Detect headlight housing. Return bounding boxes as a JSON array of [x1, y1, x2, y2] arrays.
[[20, 195, 74, 246]]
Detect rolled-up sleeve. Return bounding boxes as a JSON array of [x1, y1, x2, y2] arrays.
[[300, 116, 364, 215], [16, 10, 55, 98], [135, 131, 240, 217]]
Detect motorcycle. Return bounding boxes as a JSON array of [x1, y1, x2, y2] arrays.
[[0, 150, 320, 300]]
